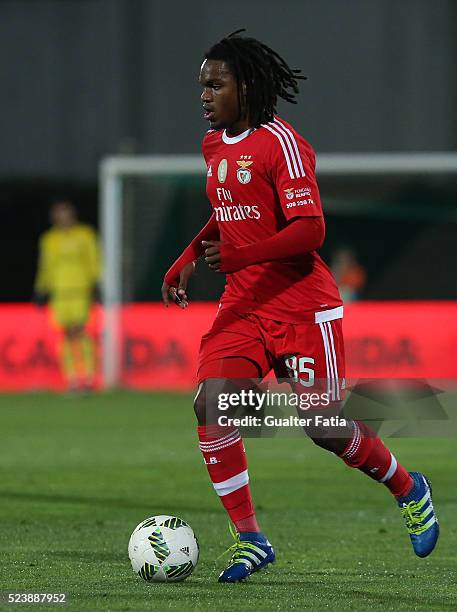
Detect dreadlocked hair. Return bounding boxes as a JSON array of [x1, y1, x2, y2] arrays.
[[204, 29, 306, 128]]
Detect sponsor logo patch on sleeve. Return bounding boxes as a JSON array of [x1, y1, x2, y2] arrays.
[[284, 186, 315, 208]]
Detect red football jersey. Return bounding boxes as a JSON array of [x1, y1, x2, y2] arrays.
[[202, 116, 342, 324]]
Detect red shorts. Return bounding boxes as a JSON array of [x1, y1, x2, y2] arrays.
[[197, 308, 345, 402]]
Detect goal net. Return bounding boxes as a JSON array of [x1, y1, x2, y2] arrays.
[[99, 153, 457, 388]]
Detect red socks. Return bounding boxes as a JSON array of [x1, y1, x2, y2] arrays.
[[340, 421, 413, 498], [198, 425, 260, 532], [198, 419, 413, 535]]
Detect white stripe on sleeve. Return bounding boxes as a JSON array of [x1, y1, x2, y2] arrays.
[[274, 118, 306, 177], [262, 123, 295, 178], [268, 121, 300, 178]]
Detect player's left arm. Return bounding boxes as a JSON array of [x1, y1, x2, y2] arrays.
[[203, 216, 324, 272]]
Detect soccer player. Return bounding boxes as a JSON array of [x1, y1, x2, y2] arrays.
[[34, 199, 100, 391], [162, 31, 439, 582]]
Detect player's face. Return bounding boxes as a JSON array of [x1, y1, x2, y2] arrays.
[[51, 202, 76, 228], [199, 59, 248, 135]]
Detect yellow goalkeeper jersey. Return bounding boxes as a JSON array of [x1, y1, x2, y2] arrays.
[[35, 224, 101, 295]]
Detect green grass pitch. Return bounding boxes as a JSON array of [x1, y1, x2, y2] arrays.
[[0, 392, 455, 611]]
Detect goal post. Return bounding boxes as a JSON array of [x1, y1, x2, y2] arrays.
[[99, 155, 208, 387], [99, 152, 457, 389]]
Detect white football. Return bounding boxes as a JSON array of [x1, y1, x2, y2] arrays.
[[128, 515, 199, 582]]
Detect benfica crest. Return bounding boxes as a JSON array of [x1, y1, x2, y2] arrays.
[[284, 188, 295, 200], [236, 159, 253, 184]]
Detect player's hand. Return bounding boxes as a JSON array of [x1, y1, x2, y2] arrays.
[[203, 241, 244, 273], [161, 261, 195, 308], [202, 240, 222, 271]]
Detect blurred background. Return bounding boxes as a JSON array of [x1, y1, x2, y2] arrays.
[[1, 0, 456, 390]]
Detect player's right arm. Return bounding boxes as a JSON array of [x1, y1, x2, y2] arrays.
[[161, 212, 219, 308]]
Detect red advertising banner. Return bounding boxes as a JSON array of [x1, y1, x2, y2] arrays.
[[0, 302, 455, 391], [0, 304, 102, 391], [120, 303, 218, 390]]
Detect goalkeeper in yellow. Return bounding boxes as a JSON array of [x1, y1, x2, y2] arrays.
[[34, 200, 101, 391]]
